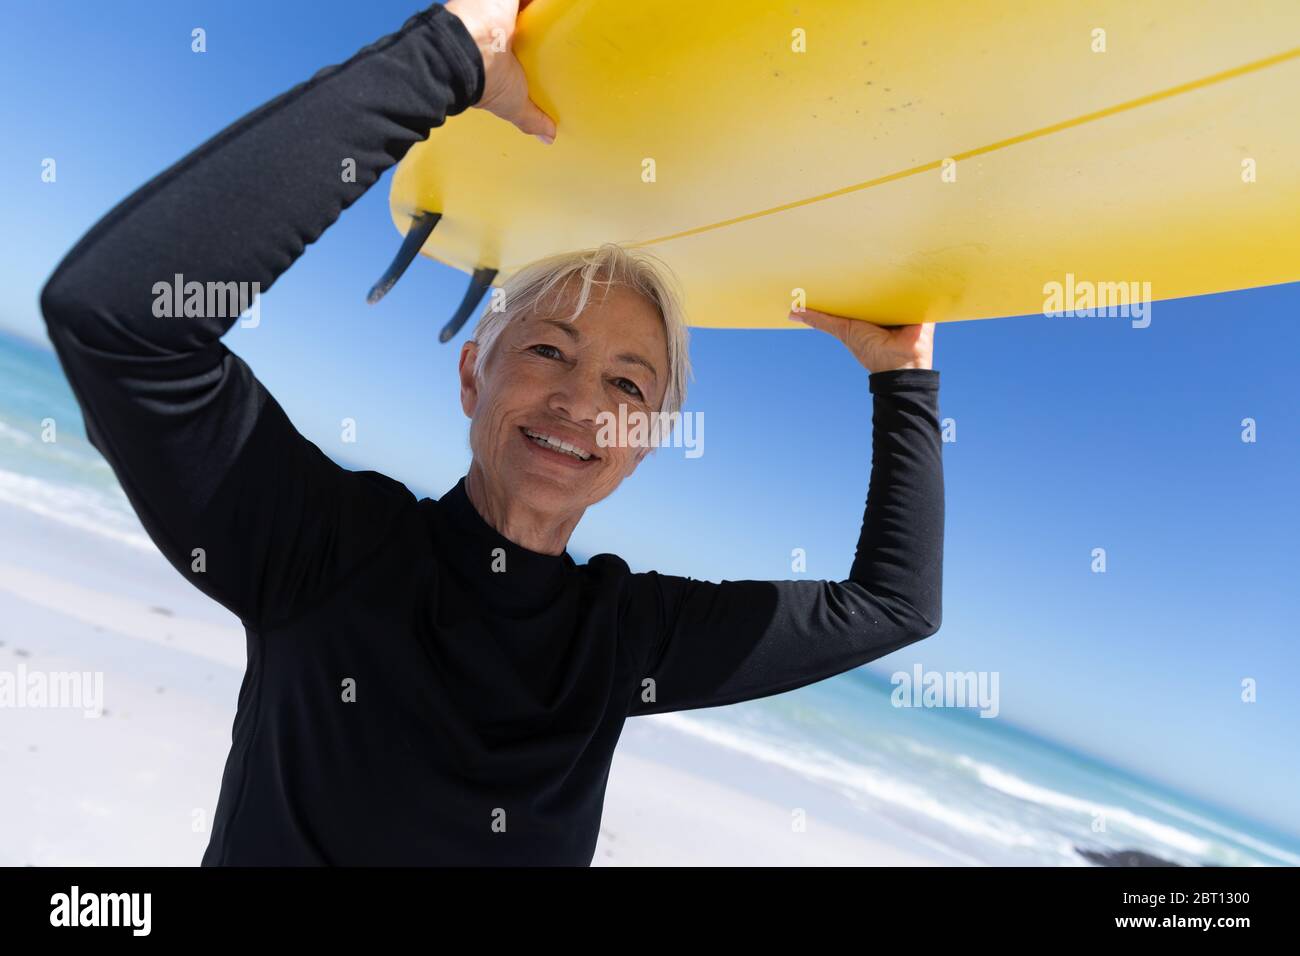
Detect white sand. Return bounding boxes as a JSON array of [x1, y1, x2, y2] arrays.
[[594, 749, 940, 865], [1, 499, 949, 867]]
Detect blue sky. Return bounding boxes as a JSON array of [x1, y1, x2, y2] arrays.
[[2, 0, 1297, 836]]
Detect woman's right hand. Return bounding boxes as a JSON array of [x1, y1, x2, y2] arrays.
[[444, 0, 558, 144]]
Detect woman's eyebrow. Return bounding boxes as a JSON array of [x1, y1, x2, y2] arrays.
[[538, 318, 580, 340], [615, 353, 659, 383]]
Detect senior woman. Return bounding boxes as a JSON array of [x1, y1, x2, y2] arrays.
[[39, 0, 942, 865]]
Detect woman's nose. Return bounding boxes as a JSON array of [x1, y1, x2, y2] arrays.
[[549, 367, 604, 424]]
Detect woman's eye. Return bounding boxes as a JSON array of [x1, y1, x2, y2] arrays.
[[527, 344, 640, 397]]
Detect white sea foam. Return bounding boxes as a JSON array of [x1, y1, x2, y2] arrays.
[[955, 754, 1212, 858], [0, 467, 155, 552], [901, 737, 1287, 865], [650, 712, 1056, 857], [1111, 785, 1300, 866], [0, 417, 112, 471], [0, 420, 34, 445]]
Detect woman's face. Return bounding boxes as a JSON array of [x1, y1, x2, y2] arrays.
[[458, 283, 670, 520]]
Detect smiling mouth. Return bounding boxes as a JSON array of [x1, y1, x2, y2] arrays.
[[520, 427, 598, 462]]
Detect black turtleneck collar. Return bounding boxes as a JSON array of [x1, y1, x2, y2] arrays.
[[434, 476, 575, 609]]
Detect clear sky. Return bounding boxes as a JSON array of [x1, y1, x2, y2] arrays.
[[2, 0, 1297, 836]]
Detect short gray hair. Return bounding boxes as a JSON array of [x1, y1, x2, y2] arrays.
[[470, 243, 692, 418]]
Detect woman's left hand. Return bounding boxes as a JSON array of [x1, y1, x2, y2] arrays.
[[789, 307, 935, 373]]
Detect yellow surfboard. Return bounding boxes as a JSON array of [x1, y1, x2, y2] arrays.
[[377, 0, 1300, 337]]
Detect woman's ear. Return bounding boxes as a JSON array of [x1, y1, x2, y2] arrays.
[[458, 340, 480, 419]]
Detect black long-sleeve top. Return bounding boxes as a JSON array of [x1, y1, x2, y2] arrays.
[[38, 3, 945, 866]]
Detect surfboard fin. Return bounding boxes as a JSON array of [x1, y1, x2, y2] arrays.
[[365, 209, 496, 343], [366, 210, 442, 305], [438, 267, 499, 343]]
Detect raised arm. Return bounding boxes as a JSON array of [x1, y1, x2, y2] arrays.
[[626, 324, 943, 716], [37, 4, 496, 629]]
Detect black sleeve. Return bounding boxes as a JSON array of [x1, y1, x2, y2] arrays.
[[626, 368, 945, 716], [37, 4, 484, 630]]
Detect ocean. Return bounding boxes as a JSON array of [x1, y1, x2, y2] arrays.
[[0, 331, 153, 553]]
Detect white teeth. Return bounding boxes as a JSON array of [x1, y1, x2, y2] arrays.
[[524, 429, 591, 460]]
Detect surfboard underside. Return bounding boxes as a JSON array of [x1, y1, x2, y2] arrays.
[[388, 0, 1300, 328]]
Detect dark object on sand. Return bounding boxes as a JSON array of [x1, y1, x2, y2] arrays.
[[1076, 847, 1183, 867]]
